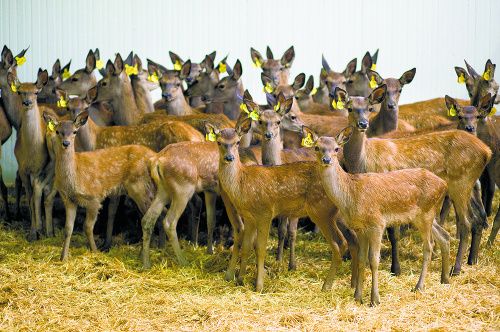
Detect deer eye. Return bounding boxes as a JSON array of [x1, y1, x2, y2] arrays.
[[291, 116, 297, 120], [72, 78, 78, 82], [56, 131, 59, 134], [347, 80, 354, 84], [217, 141, 221, 146], [369, 107, 374, 112], [35, 91, 38, 95], [342, 81, 346, 85], [236, 141, 240, 145], [314, 146, 319, 151], [334, 147, 339, 152], [85, 107, 89, 110], [258, 120, 262, 125], [457, 116, 462, 120], [277, 121, 281, 125], [176, 83, 181, 87], [399, 89, 402, 93], [73, 131, 77, 134], [296, 96, 300, 100], [102, 82, 107, 86], [219, 84, 225, 89], [198, 70, 202, 73], [280, 67, 284, 70]]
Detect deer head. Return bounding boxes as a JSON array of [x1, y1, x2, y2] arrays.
[[251, 46, 295, 88]]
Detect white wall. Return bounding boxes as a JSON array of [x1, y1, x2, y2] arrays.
[[1, 0, 499, 182]]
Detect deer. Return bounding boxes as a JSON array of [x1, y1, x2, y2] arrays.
[[56, 49, 114, 126], [334, 85, 492, 276], [168, 50, 216, 108], [344, 50, 379, 97], [250, 46, 295, 89], [320, 55, 356, 114], [37, 59, 71, 104], [8, 69, 57, 240], [212, 117, 363, 293], [306, 125, 450, 306], [125, 53, 160, 115], [41, 110, 156, 261]]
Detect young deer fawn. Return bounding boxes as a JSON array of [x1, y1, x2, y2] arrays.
[[334, 86, 492, 276], [250, 46, 295, 89], [213, 118, 360, 293], [37, 59, 71, 104], [344, 50, 379, 97], [42, 110, 156, 260], [306, 126, 450, 306], [127, 54, 160, 115]]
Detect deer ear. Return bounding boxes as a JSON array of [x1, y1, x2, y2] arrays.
[[74, 110, 89, 128], [2, 47, 14, 69], [179, 60, 191, 80], [276, 92, 286, 106], [203, 54, 214, 74], [334, 87, 348, 104], [455, 67, 469, 83], [86, 86, 98, 104], [236, 118, 252, 137], [7, 72, 19, 88], [54, 88, 68, 102], [335, 125, 354, 146], [250, 48, 264, 67], [85, 49, 96, 73], [366, 69, 383, 85], [399, 68, 416, 86], [266, 91, 276, 108], [105, 60, 115, 76], [169, 51, 184, 66], [266, 46, 274, 60], [123, 51, 134, 67], [42, 110, 58, 126], [134, 55, 143, 72], [371, 49, 379, 65], [304, 75, 314, 95], [261, 72, 273, 88], [243, 89, 253, 102], [322, 54, 331, 72], [232, 60, 242, 81], [36, 69, 49, 89], [276, 96, 293, 117], [444, 95, 459, 116], [204, 120, 220, 136], [361, 51, 372, 73], [343, 58, 357, 78], [477, 93, 493, 116], [114, 53, 124, 75], [52, 59, 61, 78], [484, 59, 496, 81], [464, 60, 479, 80], [147, 59, 160, 77], [302, 126, 318, 143], [369, 84, 387, 105], [281, 46, 295, 67], [292, 73, 306, 92]]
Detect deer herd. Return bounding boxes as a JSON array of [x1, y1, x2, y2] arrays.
[[0, 44, 499, 306]]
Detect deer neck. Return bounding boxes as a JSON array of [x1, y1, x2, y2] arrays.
[[222, 92, 241, 121], [189, 96, 204, 108], [281, 69, 291, 85], [164, 90, 192, 116], [75, 117, 98, 151], [111, 78, 142, 126], [342, 128, 368, 174], [17, 103, 46, 161], [218, 153, 243, 202], [477, 117, 500, 151], [205, 102, 223, 114], [261, 133, 283, 166], [319, 157, 354, 215], [0, 85, 22, 130], [131, 76, 155, 114], [54, 142, 78, 193]]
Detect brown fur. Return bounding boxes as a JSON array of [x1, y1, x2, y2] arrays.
[[250, 46, 294, 88]]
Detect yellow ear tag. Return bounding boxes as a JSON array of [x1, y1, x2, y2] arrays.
[[62, 68, 71, 79], [263, 82, 273, 93], [47, 120, 55, 132], [240, 103, 249, 114], [57, 96, 67, 108], [448, 105, 456, 117], [332, 99, 344, 110], [310, 87, 317, 96], [15, 56, 26, 66], [218, 62, 227, 73], [205, 128, 217, 142], [458, 73, 466, 84], [321, 69, 328, 76], [125, 64, 138, 76], [371, 63, 376, 71], [488, 107, 497, 117], [369, 76, 377, 89], [249, 109, 259, 121], [10, 82, 17, 92], [148, 72, 159, 83], [174, 60, 182, 71], [96, 59, 104, 70], [301, 133, 314, 148], [274, 102, 281, 111], [483, 69, 490, 81], [253, 58, 262, 68]]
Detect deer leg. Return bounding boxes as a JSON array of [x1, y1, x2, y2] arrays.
[[468, 189, 486, 265], [60, 200, 77, 260], [221, 190, 244, 282], [337, 216, 359, 288], [237, 219, 256, 286], [354, 230, 368, 305], [255, 220, 272, 292], [439, 195, 452, 226], [451, 200, 470, 276], [314, 218, 345, 291], [487, 207, 500, 247], [386, 226, 401, 276], [288, 218, 298, 271], [368, 228, 383, 306], [0, 165, 10, 223], [103, 196, 120, 251], [43, 182, 56, 237], [32, 177, 45, 239], [414, 221, 433, 293], [187, 194, 202, 244], [140, 192, 168, 269], [480, 169, 494, 217], [83, 203, 100, 253], [162, 193, 193, 266], [431, 219, 450, 284], [15, 171, 22, 221], [276, 217, 287, 262], [205, 191, 217, 255]]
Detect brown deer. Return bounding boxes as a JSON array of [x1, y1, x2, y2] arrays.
[[321, 55, 356, 104], [250, 46, 295, 88], [307, 126, 450, 305], [345, 50, 379, 97], [334, 86, 491, 276], [37, 59, 71, 104], [9, 69, 55, 240], [213, 118, 360, 293], [169, 50, 216, 108], [42, 110, 156, 260], [57, 49, 113, 126], [127, 54, 159, 115], [138, 112, 235, 134]]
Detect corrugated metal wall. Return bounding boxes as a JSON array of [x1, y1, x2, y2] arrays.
[[1, 0, 499, 183]]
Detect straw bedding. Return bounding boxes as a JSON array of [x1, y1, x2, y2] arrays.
[[0, 193, 499, 331]]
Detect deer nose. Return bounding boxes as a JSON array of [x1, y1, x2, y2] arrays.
[[465, 125, 475, 132], [162, 93, 172, 100], [387, 102, 396, 109], [264, 133, 273, 139], [322, 157, 331, 164], [224, 155, 234, 162], [22, 100, 31, 106], [62, 141, 70, 148], [52, 87, 56, 94], [186, 77, 193, 83], [357, 120, 369, 130]]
